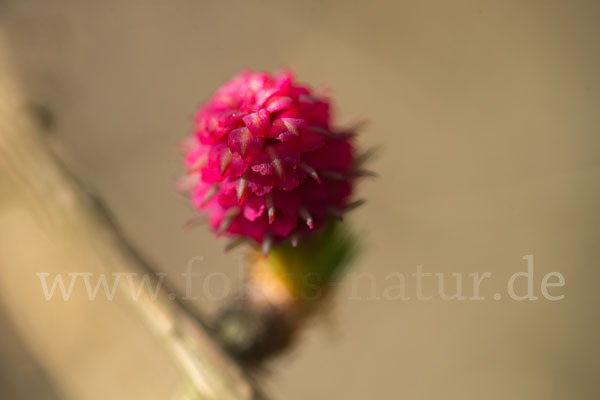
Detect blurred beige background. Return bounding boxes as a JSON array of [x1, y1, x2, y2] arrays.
[[1, 0, 599, 399]]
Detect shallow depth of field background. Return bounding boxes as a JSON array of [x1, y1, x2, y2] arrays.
[[1, 1, 599, 399]]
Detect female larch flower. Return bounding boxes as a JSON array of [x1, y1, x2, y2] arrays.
[[180, 70, 362, 252]]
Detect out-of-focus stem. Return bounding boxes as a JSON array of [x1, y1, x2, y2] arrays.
[[0, 40, 263, 400]]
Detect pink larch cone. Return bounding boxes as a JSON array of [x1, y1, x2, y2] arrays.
[[181, 70, 358, 250]]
